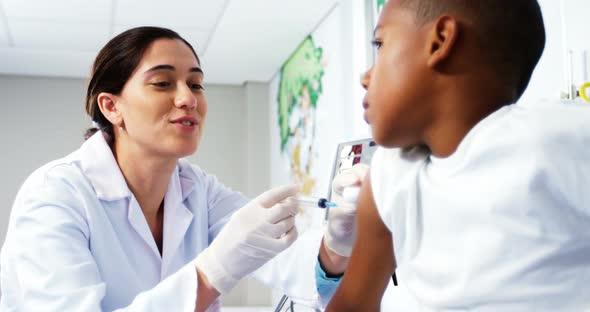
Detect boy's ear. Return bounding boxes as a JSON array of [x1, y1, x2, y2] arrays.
[[426, 15, 459, 68], [97, 92, 123, 127]]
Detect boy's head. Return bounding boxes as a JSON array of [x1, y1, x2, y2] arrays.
[[362, 0, 545, 148]]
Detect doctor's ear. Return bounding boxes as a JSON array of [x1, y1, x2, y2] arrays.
[[97, 92, 124, 127]]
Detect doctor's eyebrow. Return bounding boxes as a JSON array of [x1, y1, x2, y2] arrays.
[[144, 64, 204, 75]]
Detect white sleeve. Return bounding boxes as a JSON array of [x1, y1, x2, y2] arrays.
[[370, 147, 428, 233], [202, 172, 248, 243], [370, 147, 394, 231], [115, 264, 198, 312], [4, 171, 199, 312], [249, 227, 325, 309]]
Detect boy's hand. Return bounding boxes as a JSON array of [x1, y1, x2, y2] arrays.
[[326, 175, 395, 311], [324, 164, 369, 257]]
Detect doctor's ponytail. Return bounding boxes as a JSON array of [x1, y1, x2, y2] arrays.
[[84, 26, 199, 143]]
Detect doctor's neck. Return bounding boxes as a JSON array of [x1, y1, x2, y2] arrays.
[[113, 133, 176, 218]]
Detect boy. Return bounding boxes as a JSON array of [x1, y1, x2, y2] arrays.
[[327, 0, 590, 311]]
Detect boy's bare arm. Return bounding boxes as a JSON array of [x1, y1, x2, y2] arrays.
[[326, 173, 396, 312]]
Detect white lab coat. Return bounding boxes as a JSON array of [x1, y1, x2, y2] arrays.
[[0, 132, 325, 311]]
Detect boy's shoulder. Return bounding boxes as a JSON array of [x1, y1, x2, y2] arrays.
[[464, 103, 590, 195], [470, 102, 590, 156], [516, 101, 589, 128], [509, 102, 590, 151], [499, 102, 590, 216]]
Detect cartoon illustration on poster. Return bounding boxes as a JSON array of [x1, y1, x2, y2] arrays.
[[277, 36, 325, 195]]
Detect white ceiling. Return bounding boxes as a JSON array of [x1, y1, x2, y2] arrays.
[[0, 0, 339, 85]]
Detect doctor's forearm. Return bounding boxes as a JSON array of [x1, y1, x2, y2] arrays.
[[196, 268, 220, 312], [319, 238, 349, 275]]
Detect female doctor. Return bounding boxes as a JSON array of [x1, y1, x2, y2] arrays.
[[0, 27, 358, 311]]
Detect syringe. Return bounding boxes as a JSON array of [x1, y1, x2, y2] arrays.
[[294, 187, 361, 209], [294, 196, 338, 209]]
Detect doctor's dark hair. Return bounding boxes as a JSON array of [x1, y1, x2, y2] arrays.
[[84, 26, 200, 141], [397, 0, 545, 102]]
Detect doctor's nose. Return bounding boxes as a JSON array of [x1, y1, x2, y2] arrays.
[[174, 84, 198, 110]]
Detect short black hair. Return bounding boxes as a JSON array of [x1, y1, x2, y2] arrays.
[[398, 0, 546, 101]]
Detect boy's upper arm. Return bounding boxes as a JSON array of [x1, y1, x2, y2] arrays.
[[326, 171, 396, 312]]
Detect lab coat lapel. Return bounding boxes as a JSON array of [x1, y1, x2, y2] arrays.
[[161, 166, 194, 277], [128, 196, 163, 261]]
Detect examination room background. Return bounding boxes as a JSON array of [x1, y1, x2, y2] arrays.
[[1, 0, 588, 309]]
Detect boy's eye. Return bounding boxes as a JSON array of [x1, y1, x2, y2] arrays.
[[371, 40, 383, 50], [151, 81, 171, 88]]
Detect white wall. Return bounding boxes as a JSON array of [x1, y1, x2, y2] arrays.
[[244, 82, 271, 197], [0, 75, 89, 244], [518, 0, 566, 105], [217, 81, 275, 307], [188, 84, 247, 192]]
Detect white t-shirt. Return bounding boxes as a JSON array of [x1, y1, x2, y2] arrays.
[[371, 102, 590, 312]]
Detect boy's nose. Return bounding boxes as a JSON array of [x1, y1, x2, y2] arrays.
[[360, 68, 372, 90]]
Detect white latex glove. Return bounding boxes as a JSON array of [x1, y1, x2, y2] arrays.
[[324, 164, 370, 257], [194, 185, 299, 294]]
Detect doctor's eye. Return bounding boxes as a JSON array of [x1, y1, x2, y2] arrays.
[[151, 81, 171, 88], [190, 83, 205, 91]]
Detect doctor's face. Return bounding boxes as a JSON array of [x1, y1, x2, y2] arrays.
[[115, 38, 207, 158]]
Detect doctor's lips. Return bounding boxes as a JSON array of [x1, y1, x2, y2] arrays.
[[170, 116, 199, 127]]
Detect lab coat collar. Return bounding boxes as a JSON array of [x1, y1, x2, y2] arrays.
[[79, 132, 131, 201], [79, 132, 198, 268], [78, 132, 198, 202], [177, 159, 198, 202], [125, 167, 195, 265]]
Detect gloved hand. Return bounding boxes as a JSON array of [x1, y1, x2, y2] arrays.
[[194, 185, 299, 294], [324, 164, 369, 257]]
